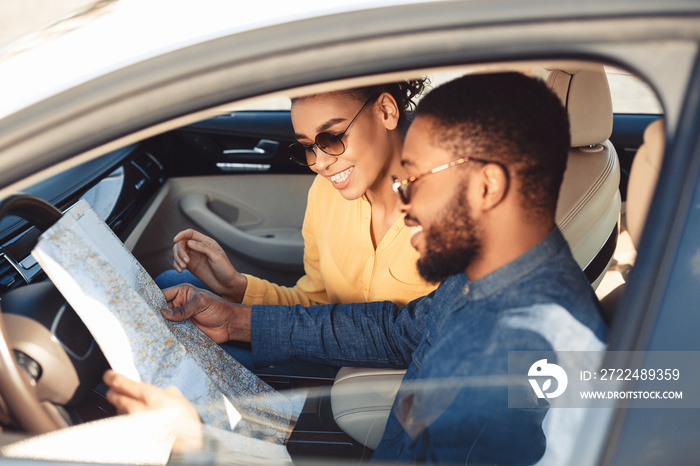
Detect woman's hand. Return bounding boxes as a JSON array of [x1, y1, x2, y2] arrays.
[[172, 229, 247, 302], [103, 370, 203, 453], [162, 284, 252, 344]]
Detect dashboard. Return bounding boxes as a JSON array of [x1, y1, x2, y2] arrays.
[[0, 144, 165, 428], [0, 144, 164, 293]]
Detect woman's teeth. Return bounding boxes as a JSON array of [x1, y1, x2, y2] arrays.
[[330, 167, 353, 183]]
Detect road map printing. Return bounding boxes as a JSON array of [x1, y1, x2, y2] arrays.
[[31, 199, 297, 455]]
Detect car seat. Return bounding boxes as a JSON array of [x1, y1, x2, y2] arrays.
[[545, 64, 621, 289], [330, 64, 622, 449], [599, 118, 665, 322]]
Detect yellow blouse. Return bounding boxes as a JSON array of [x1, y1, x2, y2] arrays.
[[242, 175, 437, 307]]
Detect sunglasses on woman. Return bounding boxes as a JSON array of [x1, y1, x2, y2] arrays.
[[392, 156, 502, 204], [288, 94, 376, 167]]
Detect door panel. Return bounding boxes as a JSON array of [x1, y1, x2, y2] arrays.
[[152, 110, 310, 178], [133, 110, 316, 286], [179, 191, 304, 268], [132, 174, 315, 286]]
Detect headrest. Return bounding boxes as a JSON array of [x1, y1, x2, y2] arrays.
[[626, 118, 664, 246], [545, 65, 613, 148]]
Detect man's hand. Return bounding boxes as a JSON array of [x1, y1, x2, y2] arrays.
[[103, 370, 203, 453], [162, 284, 252, 344], [172, 229, 247, 302]]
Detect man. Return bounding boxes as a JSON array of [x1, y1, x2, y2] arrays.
[[106, 72, 607, 464]]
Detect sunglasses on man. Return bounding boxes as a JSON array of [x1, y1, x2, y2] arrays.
[[392, 156, 505, 204]]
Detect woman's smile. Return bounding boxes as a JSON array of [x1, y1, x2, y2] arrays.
[[329, 166, 354, 188]]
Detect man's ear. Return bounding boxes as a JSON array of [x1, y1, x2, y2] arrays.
[[479, 163, 509, 210], [377, 92, 400, 131]]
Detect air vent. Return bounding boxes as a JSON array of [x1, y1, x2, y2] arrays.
[[0, 254, 22, 292], [131, 152, 163, 182]]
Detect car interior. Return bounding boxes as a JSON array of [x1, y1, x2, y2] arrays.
[[0, 58, 664, 461]]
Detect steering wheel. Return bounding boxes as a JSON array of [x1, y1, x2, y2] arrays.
[[0, 310, 65, 433], [0, 195, 71, 433]]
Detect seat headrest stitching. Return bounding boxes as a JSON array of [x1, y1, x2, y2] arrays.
[[559, 153, 614, 229], [558, 157, 614, 230], [557, 146, 615, 230]]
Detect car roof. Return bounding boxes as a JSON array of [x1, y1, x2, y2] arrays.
[[0, 0, 697, 197], [2, 0, 699, 123], [0, 0, 429, 120]]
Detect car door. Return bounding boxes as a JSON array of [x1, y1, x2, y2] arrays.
[[601, 61, 700, 466], [131, 109, 316, 287]]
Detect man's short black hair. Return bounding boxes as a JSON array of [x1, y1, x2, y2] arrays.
[[415, 72, 570, 219]]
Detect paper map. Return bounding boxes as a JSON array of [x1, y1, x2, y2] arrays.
[[31, 199, 296, 447]]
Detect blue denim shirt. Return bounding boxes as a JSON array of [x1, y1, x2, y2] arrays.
[[252, 228, 607, 464]]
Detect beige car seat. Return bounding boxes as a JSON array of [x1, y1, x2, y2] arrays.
[[600, 118, 665, 321], [331, 64, 622, 449], [546, 64, 621, 288], [625, 118, 665, 248]]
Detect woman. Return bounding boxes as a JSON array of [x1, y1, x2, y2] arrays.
[[156, 80, 438, 373]]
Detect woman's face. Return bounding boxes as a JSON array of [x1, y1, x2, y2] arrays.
[[291, 92, 400, 200]]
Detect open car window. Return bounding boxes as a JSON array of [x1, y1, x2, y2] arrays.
[[0, 1, 698, 464]]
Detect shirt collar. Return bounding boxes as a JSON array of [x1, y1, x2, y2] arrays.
[[443, 228, 567, 301]]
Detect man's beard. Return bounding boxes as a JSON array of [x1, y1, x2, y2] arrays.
[[417, 186, 482, 283]]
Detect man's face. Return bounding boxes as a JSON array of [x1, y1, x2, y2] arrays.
[[401, 116, 483, 283]]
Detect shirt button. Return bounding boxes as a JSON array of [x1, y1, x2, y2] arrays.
[[406, 413, 414, 427], [463, 284, 470, 296]]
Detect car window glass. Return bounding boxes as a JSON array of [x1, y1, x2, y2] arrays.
[[606, 66, 663, 114], [221, 65, 664, 115]]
